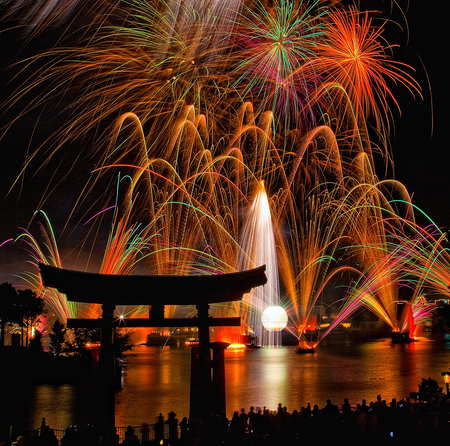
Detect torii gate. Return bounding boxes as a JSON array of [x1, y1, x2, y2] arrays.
[[39, 263, 267, 433]]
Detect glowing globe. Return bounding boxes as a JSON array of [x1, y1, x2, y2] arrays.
[[261, 306, 288, 331]]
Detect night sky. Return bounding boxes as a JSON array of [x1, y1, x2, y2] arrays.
[[0, 0, 448, 284]]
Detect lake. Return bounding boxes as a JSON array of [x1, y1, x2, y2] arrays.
[[5, 335, 450, 431]]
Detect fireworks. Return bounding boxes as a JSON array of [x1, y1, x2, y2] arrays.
[[2, 1, 442, 346], [316, 7, 420, 148]]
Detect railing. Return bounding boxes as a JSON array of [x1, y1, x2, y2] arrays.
[[50, 428, 66, 444], [10, 422, 168, 445], [116, 423, 164, 443]]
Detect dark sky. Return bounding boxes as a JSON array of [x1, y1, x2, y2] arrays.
[[0, 0, 448, 284], [387, 1, 449, 228]]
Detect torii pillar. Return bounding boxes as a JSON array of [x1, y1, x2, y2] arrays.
[[98, 303, 116, 434], [190, 339, 230, 419]]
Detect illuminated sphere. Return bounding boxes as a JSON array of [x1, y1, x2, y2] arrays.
[[262, 306, 288, 331]]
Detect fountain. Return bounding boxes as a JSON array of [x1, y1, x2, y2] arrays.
[[240, 181, 283, 347]]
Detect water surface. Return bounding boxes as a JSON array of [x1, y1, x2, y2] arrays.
[[7, 336, 450, 430]]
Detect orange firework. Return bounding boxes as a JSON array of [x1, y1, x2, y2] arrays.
[[316, 7, 420, 151]]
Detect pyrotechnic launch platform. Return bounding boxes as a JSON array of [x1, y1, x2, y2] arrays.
[[39, 263, 267, 433]]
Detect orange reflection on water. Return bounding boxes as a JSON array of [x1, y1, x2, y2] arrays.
[[225, 348, 290, 412], [28, 384, 90, 430], [13, 339, 450, 430]]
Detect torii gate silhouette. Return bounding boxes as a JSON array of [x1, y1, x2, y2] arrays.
[[39, 263, 267, 434]]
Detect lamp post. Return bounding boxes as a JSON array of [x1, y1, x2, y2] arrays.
[[441, 372, 450, 394]]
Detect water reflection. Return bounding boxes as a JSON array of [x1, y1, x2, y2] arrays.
[[115, 345, 191, 427], [224, 338, 450, 414], [20, 384, 91, 430], [6, 337, 450, 430]]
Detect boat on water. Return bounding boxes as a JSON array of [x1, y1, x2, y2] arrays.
[[145, 333, 178, 346], [245, 343, 261, 349], [295, 336, 317, 354], [295, 347, 316, 354], [242, 334, 261, 349], [391, 331, 416, 344]]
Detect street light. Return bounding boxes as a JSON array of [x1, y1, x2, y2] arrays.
[[441, 372, 450, 394]]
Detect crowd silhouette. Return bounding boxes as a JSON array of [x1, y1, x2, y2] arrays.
[[4, 378, 450, 446]]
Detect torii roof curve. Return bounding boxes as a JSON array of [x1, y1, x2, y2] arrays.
[[39, 263, 267, 305]]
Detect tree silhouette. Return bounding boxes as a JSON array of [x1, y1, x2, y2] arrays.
[[15, 289, 46, 346], [68, 328, 101, 358], [0, 282, 18, 347], [29, 329, 44, 353], [49, 319, 67, 356], [114, 330, 134, 375]]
